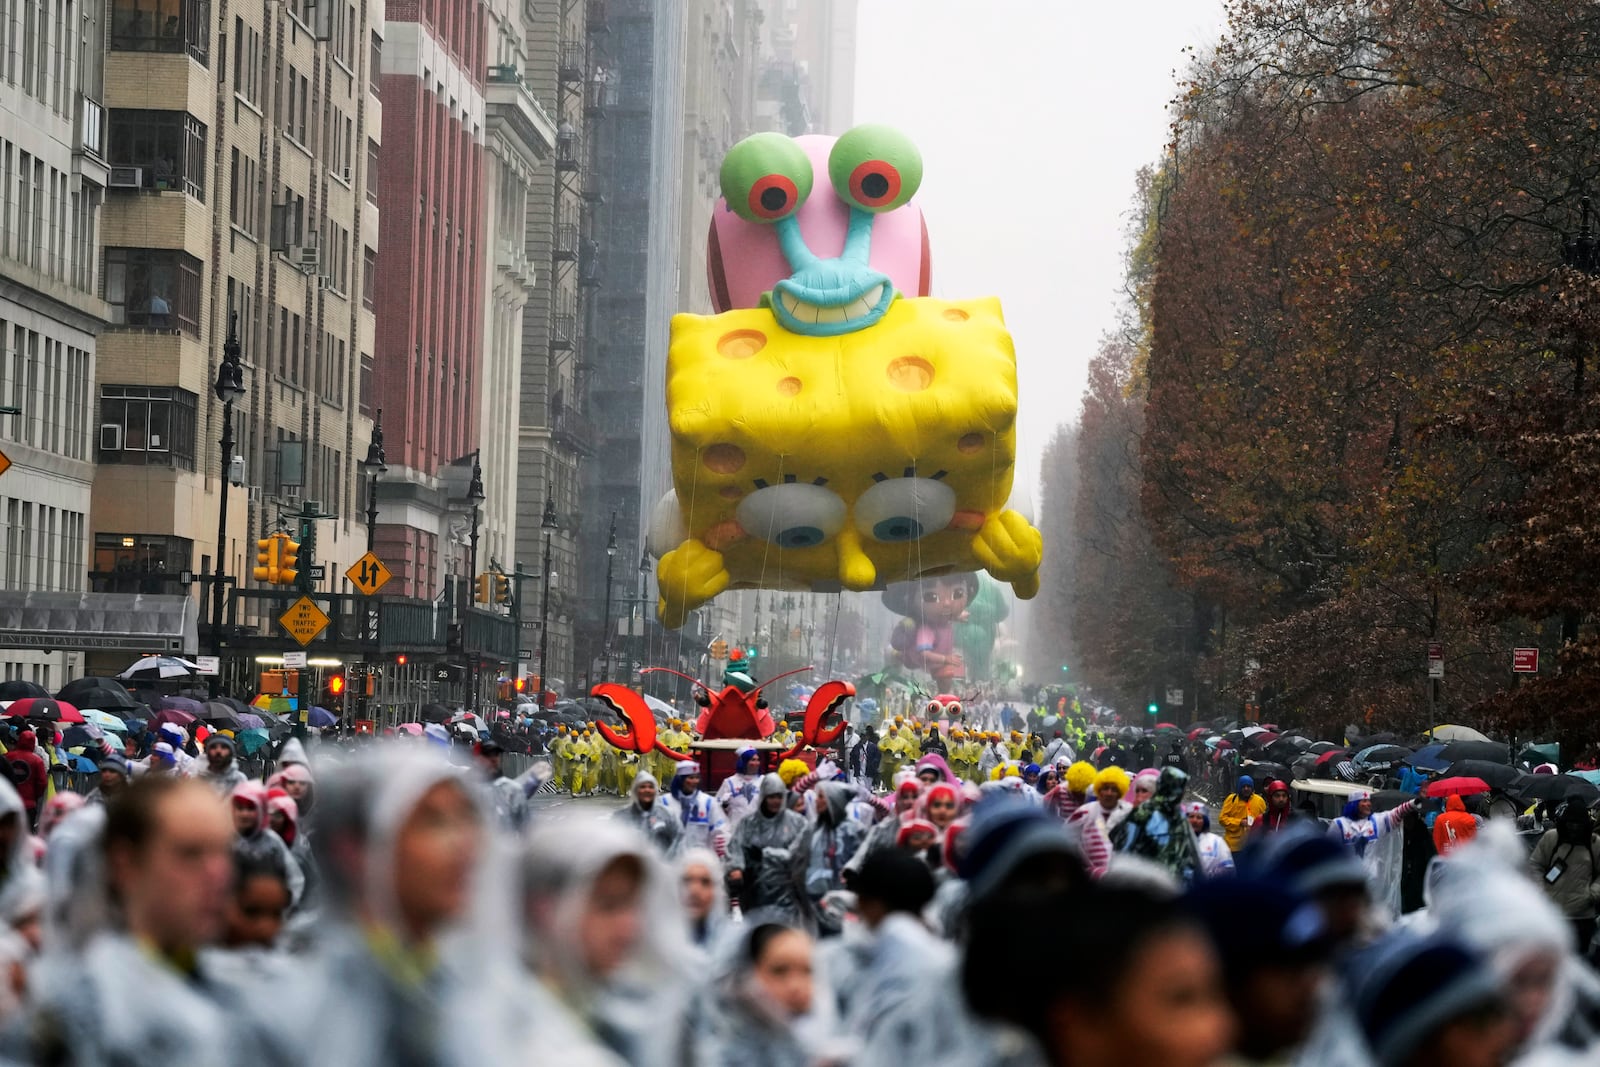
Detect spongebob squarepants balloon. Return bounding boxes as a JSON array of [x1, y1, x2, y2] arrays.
[[648, 125, 1043, 629]]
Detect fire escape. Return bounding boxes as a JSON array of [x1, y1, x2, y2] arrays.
[[550, 1, 603, 460]]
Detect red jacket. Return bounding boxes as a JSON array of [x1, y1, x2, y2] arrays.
[[1432, 796, 1478, 855], [6, 732, 47, 810], [1253, 805, 1298, 838]]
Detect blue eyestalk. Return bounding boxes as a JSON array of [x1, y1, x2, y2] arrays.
[[767, 209, 895, 337]]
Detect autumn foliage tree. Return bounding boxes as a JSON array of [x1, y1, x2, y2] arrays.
[[1070, 0, 1600, 747]]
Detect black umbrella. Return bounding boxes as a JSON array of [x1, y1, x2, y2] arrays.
[[59, 676, 134, 697], [0, 680, 49, 701], [1350, 731, 1400, 748], [216, 696, 253, 717], [1440, 740, 1510, 764], [69, 688, 141, 712], [199, 702, 244, 730], [1370, 789, 1415, 813], [1446, 759, 1522, 789], [1307, 741, 1341, 755], [61, 725, 105, 751], [1354, 745, 1413, 769], [1263, 737, 1312, 762], [1509, 774, 1600, 805], [1240, 760, 1291, 784], [421, 703, 451, 724]]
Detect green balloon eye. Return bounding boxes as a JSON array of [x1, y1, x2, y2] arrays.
[[828, 125, 923, 213], [720, 133, 814, 224]]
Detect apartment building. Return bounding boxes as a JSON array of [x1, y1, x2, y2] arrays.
[[480, 0, 554, 588], [511, 0, 600, 691], [369, 0, 489, 601], [92, 0, 380, 680], [0, 0, 110, 687]]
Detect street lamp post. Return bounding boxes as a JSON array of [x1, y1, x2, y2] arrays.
[[360, 409, 387, 552], [466, 455, 485, 716], [536, 497, 557, 700], [357, 412, 387, 724], [210, 313, 245, 698], [599, 513, 617, 683]]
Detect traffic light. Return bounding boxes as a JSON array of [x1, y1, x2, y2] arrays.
[[1146, 702, 1159, 715], [710, 639, 728, 659], [395, 654, 408, 666], [1061, 664, 1070, 673], [494, 572, 512, 606], [278, 535, 301, 586], [253, 536, 281, 583], [475, 572, 493, 604]]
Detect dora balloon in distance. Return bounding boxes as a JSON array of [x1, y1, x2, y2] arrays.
[[649, 125, 1043, 629], [882, 573, 979, 684]]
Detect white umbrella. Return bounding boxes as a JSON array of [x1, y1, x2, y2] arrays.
[[643, 694, 676, 720], [117, 656, 201, 681], [1426, 724, 1491, 743]]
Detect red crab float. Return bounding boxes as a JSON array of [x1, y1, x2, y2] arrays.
[[593, 666, 854, 789]]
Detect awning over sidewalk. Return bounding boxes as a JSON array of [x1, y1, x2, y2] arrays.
[[0, 591, 196, 655]]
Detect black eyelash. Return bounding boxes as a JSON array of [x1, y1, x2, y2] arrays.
[[783, 474, 797, 483], [871, 472, 889, 483], [902, 466, 916, 478], [812, 477, 828, 486], [753, 479, 769, 489], [931, 470, 948, 481]]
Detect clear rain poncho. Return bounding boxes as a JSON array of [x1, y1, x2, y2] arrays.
[[803, 781, 867, 933], [611, 770, 682, 855], [699, 922, 843, 1067], [725, 774, 810, 924], [13, 781, 295, 1067], [457, 819, 696, 1067], [291, 746, 504, 1067], [1423, 824, 1600, 1065]]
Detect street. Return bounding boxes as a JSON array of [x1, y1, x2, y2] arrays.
[[528, 788, 618, 824]]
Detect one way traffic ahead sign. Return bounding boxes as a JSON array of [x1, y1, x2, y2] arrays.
[[345, 551, 393, 597]]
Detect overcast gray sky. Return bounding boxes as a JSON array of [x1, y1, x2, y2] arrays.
[[853, 0, 1227, 493]]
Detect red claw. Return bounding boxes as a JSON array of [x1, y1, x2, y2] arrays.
[[591, 684, 692, 761], [777, 681, 855, 760]]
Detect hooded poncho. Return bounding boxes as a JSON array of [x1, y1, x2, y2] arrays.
[[197, 735, 247, 794], [725, 774, 809, 923], [231, 782, 305, 907], [611, 771, 681, 854]]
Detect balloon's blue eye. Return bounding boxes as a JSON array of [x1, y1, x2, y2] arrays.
[[855, 478, 957, 543], [736, 483, 846, 549]]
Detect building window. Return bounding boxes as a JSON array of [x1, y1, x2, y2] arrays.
[[90, 533, 193, 595], [107, 110, 207, 200], [359, 353, 374, 416], [109, 0, 209, 64], [362, 246, 376, 308], [103, 248, 203, 335], [232, 17, 262, 104], [97, 385, 198, 470], [229, 146, 260, 234], [366, 138, 379, 203]]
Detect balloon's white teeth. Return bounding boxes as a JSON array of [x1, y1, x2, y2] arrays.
[[782, 285, 883, 325]]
